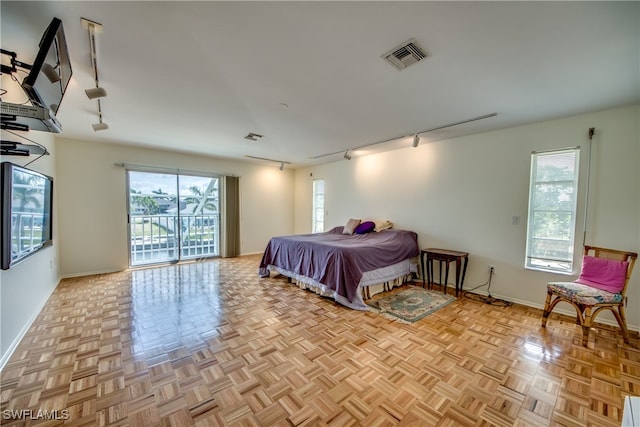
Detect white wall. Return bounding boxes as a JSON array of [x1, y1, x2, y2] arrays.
[[294, 105, 640, 329], [0, 131, 59, 365], [55, 139, 294, 276]]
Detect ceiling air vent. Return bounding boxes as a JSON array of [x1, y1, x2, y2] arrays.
[[244, 132, 263, 141], [381, 38, 428, 71]]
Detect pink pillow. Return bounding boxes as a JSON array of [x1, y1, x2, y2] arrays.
[[575, 255, 628, 293]]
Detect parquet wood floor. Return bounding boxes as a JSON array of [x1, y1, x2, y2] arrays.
[[1, 255, 638, 426]]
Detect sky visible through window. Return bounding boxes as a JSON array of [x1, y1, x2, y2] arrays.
[[129, 172, 215, 197]]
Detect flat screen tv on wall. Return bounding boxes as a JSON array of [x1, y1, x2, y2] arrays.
[[21, 17, 73, 119], [1, 17, 72, 133], [1, 161, 53, 270]]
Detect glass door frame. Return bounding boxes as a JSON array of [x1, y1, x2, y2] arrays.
[[126, 168, 222, 267]]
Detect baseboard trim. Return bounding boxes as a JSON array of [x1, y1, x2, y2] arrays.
[[465, 289, 639, 332], [59, 268, 122, 280]]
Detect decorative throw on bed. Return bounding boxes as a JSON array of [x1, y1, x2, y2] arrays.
[[258, 226, 419, 307]]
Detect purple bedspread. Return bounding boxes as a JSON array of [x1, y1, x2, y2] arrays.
[[258, 227, 419, 304]]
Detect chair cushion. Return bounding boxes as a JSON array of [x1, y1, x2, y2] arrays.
[[547, 281, 623, 305], [575, 255, 628, 293]]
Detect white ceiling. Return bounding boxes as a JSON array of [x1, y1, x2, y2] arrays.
[[2, 1, 638, 167]]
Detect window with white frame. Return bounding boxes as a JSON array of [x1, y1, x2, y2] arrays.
[[525, 148, 580, 273], [312, 179, 325, 233]]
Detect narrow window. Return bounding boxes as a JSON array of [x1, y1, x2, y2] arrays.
[[312, 179, 325, 233], [525, 148, 580, 273]]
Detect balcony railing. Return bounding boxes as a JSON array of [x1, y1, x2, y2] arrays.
[[130, 214, 219, 265], [11, 212, 45, 257]]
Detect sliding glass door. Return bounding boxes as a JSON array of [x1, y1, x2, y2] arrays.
[[127, 171, 220, 266], [177, 174, 220, 260]]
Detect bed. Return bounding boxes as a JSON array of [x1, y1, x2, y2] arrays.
[[258, 225, 420, 310]]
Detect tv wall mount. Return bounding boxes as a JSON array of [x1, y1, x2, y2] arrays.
[[1, 50, 51, 155], [1, 17, 69, 135], [1, 48, 33, 75], [0, 140, 48, 156]]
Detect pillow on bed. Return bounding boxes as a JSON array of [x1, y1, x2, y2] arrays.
[[364, 219, 393, 232], [354, 221, 375, 234], [375, 220, 393, 232], [343, 218, 361, 235], [575, 255, 628, 293]]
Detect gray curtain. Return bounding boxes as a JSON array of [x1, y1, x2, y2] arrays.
[[221, 176, 240, 257]]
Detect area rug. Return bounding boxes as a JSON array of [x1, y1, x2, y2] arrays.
[[367, 286, 455, 323]]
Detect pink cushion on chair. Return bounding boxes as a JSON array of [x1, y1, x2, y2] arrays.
[[575, 255, 628, 293]]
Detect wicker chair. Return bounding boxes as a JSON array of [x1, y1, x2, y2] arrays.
[[542, 245, 637, 346]]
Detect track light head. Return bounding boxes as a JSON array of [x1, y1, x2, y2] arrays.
[[279, 162, 284, 171], [41, 63, 61, 83], [81, 17, 104, 33], [85, 87, 108, 99], [92, 122, 108, 131], [413, 134, 420, 148], [344, 150, 352, 160]]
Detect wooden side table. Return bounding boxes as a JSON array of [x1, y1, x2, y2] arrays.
[[421, 248, 469, 297]]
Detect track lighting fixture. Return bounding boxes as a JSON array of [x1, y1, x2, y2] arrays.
[[92, 109, 108, 131], [41, 63, 61, 83], [85, 87, 107, 100], [92, 121, 108, 131], [82, 17, 109, 129], [311, 112, 498, 160], [245, 155, 291, 170]]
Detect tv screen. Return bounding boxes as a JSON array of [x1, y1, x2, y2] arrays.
[[21, 17, 72, 118], [1, 162, 53, 270]]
